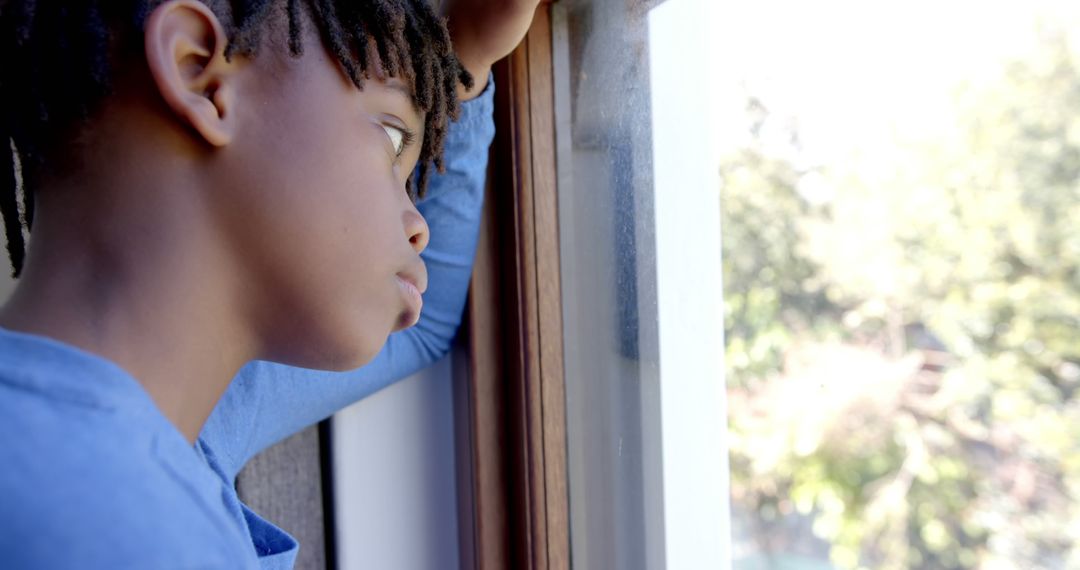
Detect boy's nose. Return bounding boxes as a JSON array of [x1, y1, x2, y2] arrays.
[[404, 209, 430, 254]]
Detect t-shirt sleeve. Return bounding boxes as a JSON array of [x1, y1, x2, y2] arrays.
[[199, 78, 496, 482]]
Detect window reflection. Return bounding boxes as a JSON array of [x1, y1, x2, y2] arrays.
[[554, 0, 726, 567], [554, 0, 662, 567]]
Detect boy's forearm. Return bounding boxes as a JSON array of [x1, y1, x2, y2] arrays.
[[408, 75, 496, 355]]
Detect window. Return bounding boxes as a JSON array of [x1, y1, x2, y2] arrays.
[[553, 0, 726, 568], [717, 2, 1080, 569], [464, 1, 728, 568], [469, 1, 1080, 569]]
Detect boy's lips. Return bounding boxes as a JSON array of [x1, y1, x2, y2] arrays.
[[395, 273, 425, 329]]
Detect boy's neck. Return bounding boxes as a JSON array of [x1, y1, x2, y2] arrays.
[[0, 142, 257, 445]]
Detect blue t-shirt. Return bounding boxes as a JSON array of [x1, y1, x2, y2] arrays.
[[0, 83, 494, 569]]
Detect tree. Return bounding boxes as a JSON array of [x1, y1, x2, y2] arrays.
[[724, 32, 1080, 570]]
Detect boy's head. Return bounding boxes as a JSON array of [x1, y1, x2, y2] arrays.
[[0, 0, 472, 369]]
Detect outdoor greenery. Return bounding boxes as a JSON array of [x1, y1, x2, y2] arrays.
[[723, 32, 1080, 570]]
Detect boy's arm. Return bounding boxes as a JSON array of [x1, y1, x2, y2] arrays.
[[200, 83, 495, 481]]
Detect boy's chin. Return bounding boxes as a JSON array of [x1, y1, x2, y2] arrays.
[[270, 329, 387, 373], [313, 341, 384, 373]]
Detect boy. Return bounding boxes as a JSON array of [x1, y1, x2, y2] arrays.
[[0, 0, 538, 567]]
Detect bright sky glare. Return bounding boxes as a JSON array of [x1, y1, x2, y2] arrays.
[[712, 0, 1080, 161]]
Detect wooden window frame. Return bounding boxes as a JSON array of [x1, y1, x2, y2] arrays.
[[456, 4, 572, 569]]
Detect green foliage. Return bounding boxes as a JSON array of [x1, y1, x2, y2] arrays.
[[724, 34, 1080, 569]]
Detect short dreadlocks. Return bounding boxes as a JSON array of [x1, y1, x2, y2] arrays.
[[0, 0, 473, 277]]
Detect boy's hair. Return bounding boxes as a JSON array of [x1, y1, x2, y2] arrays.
[[0, 0, 473, 277]]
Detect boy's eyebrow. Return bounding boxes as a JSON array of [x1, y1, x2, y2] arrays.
[[383, 78, 413, 99], [380, 77, 423, 126]]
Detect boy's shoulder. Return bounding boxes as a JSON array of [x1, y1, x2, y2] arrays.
[[0, 338, 257, 568]]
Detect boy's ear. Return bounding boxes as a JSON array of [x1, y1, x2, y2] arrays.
[[144, 0, 240, 147]]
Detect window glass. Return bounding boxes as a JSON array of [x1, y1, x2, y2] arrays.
[[554, 0, 726, 568], [554, 0, 662, 564], [718, 2, 1080, 569]]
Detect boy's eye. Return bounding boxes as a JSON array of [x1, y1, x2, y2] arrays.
[[382, 124, 407, 157]]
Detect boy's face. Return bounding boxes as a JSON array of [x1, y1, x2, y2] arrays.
[[213, 31, 430, 370]]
